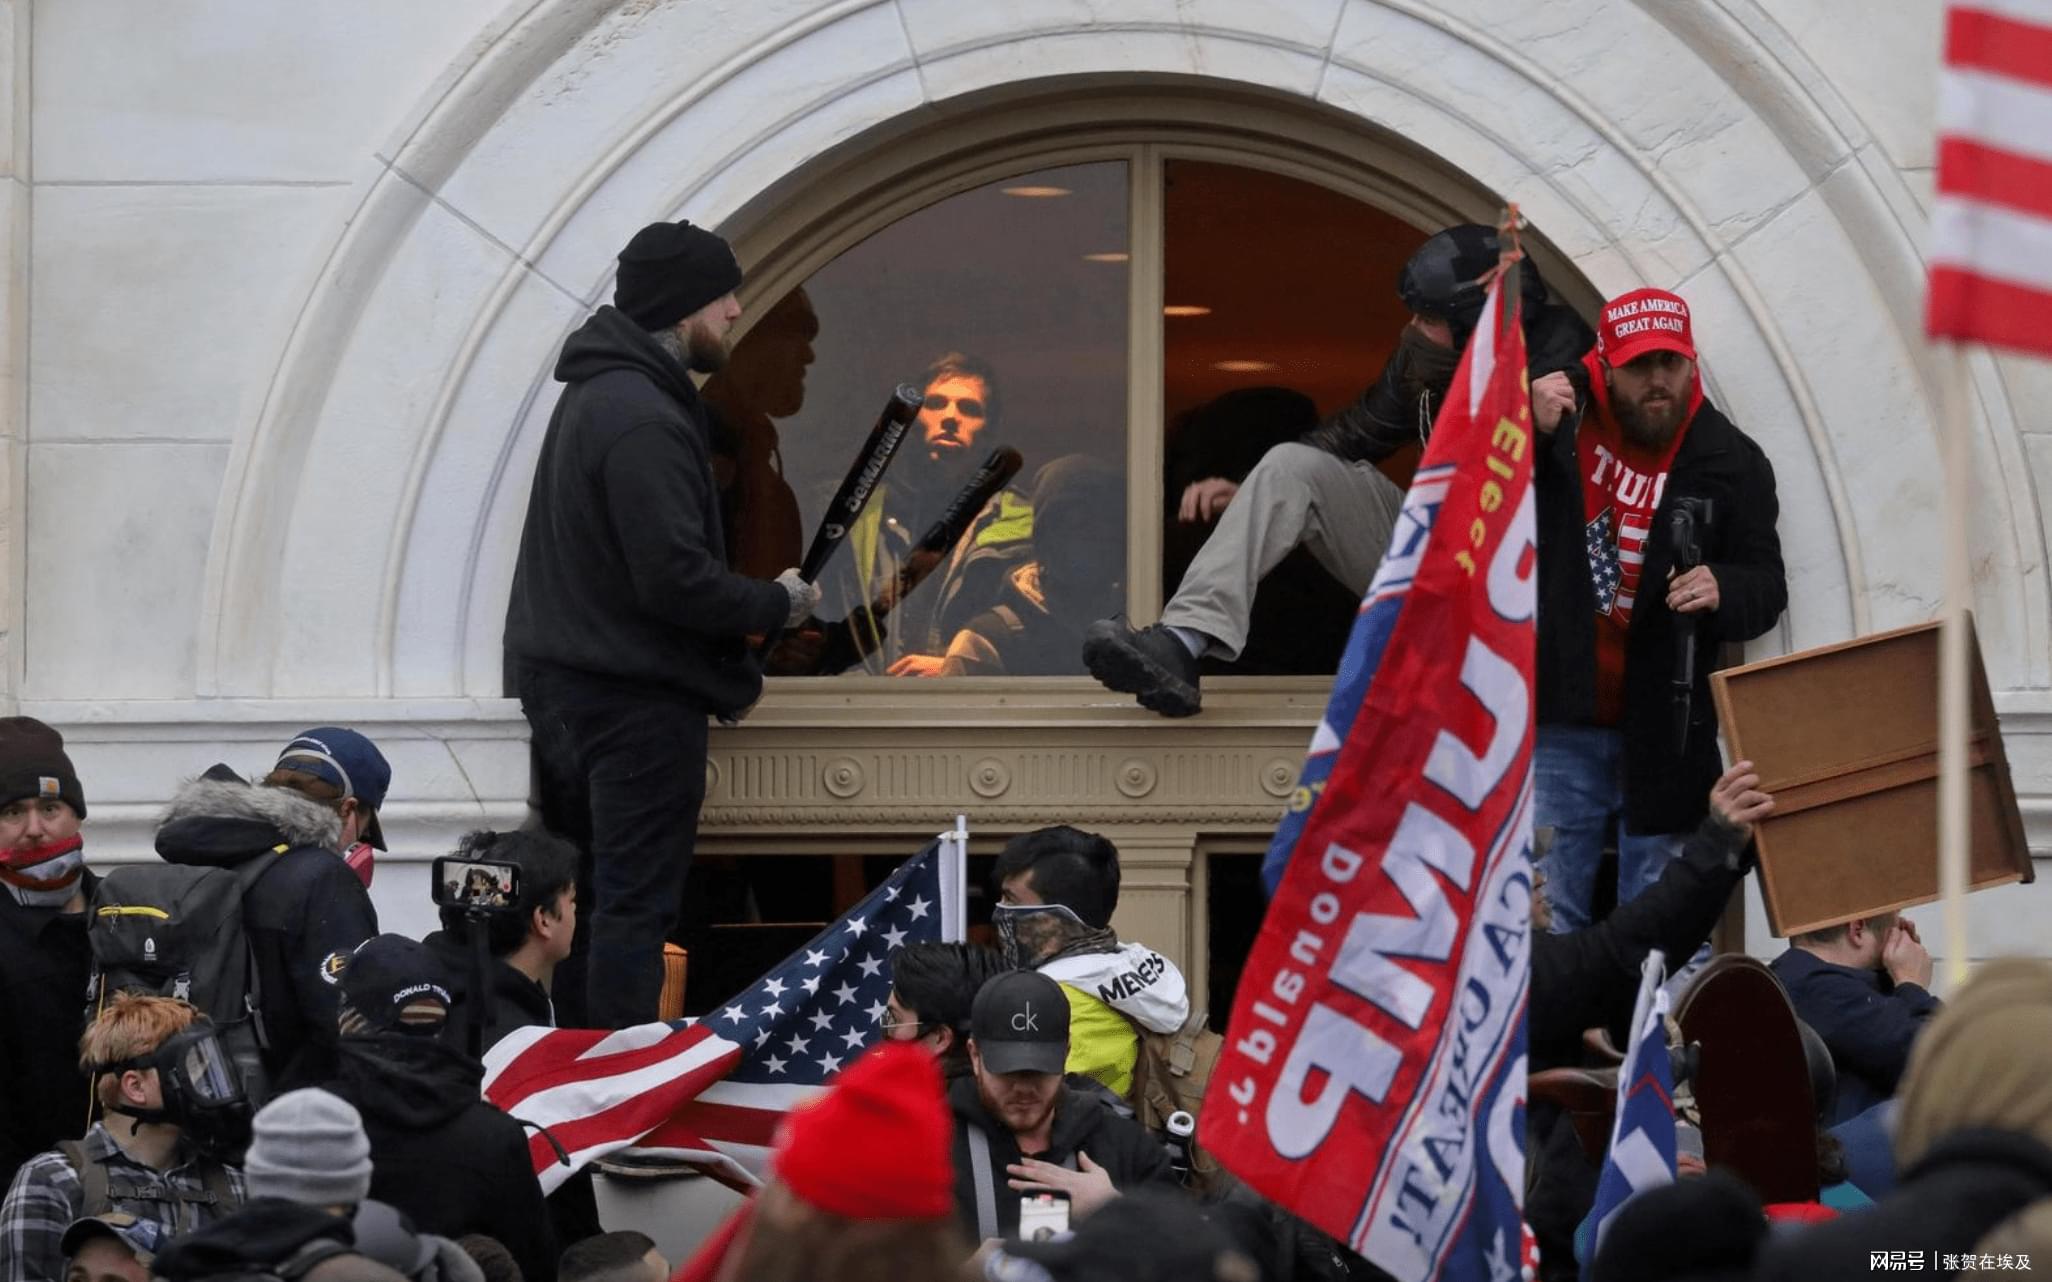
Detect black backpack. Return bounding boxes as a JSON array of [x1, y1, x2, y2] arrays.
[[86, 857, 279, 1102]]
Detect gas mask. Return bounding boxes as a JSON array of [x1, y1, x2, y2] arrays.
[[91, 1021, 253, 1163], [991, 902, 1095, 969]]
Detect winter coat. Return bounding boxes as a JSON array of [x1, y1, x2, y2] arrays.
[[503, 305, 789, 715], [153, 1198, 408, 1282], [326, 1035, 555, 1282], [1298, 297, 1595, 465], [946, 1073, 1176, 1240], [1772, 948, 1941, 1126], [1529, 814, 1750, 1072], [420, 929, 554, 1055], [153, 778, 378, 1091], [1036, 943, 1191, 1099], [1753, 1129, 2052, 1281], [0, 871, 96, 1193], [1534, 395, 1787, 834]]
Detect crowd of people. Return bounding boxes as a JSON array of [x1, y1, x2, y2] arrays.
[[4, 211, 2043, 1282]]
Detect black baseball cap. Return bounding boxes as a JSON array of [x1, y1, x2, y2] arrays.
[[971, 970, 1069, 1075], [335, 934, 452, 1036], [62, 1214, 168, 1267]]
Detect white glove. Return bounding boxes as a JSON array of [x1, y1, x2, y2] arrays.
[[775, 568, 821, 629]]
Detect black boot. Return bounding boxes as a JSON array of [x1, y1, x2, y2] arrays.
[[1082, 619, 1203, 717]]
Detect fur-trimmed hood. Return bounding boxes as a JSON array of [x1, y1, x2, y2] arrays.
[[155, 770, 343, 868]]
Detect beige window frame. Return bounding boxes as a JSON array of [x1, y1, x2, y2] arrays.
[[719, 84, 1593, 713]]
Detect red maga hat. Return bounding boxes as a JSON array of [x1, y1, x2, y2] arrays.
[[1596, 287, 1696, 367]]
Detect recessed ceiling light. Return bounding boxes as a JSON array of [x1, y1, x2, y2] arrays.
[[1213, 359, 1278, 372], [1001, 185, 1072, 198], [1083, 252, 1130, 263], [1163, 305, 1212, 317]]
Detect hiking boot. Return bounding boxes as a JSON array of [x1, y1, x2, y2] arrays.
[[1082, 619, 1203, 717]]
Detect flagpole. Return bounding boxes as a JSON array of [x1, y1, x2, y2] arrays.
[[1937, 342, 1972, 989], [948, 813, 969, 943]]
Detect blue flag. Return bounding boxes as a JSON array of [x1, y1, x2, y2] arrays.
[[1584, 950, 1678, 1275]]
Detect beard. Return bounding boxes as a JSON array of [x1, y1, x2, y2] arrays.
[[684, 318, 732, 374], [1614, 387, 1687, 450], [978, 1073, 1058, 1135]]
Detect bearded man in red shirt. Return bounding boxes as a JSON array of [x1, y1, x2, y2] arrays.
[[1534, 287, 1786, 939]]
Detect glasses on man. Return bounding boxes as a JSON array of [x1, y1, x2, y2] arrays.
[[877, 1011, 928, 1040], [923, 393, 985, 417]]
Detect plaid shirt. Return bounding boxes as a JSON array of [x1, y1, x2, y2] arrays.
[[0, 1124, 244, 1282]]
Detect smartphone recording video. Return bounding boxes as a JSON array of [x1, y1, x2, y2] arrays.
[[432, 856, 522, 913]]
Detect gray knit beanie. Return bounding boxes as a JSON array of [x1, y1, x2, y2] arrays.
[[244, 1088, 374, 1207]]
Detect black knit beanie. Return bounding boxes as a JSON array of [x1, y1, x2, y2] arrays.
[[0, 716, 86, 818], [613, 220, 743, 331]]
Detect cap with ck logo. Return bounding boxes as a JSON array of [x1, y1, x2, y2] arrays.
[[970, 969, 1070, 1075]]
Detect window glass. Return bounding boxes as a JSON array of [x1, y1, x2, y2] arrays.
[[1159, 160, 1427, 676], [708, 162, 1130, 678]]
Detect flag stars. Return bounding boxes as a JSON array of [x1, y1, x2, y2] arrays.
[[804, 949, 829, 968], [882, 925, 909, 949], [762, 978, 787, 998], [764, 1055, 788, 1075], [844, 916, 869, 938], [722, 1005, 746, 1024], [865, 1000, 888, 1024], [839, 1027, 867, 1051], [905, 895, 931, 920], [857, 955, 885, 979], [832, 982, 859, 1006], [884, 885, 900, 901], [808, 1009, 834, 1032], [785, 1033, 811, 1055], [800, 976, 820, 995], [817, 1052, 844, 1075], [759, 1001, 783, 1019], [754, 1029, 773, 1049]]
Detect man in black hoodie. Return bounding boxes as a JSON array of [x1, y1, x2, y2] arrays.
[[1085, 224, 1593, 716], [948, 971, 1175, 1242], [504, 219, 820, 1030], [322, 937, 554, 1282]]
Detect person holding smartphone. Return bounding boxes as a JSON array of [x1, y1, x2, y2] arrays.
[[947, 971, 1177, 1243]]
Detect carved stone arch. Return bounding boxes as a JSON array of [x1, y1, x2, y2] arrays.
[[195, 0, 2045, 706]]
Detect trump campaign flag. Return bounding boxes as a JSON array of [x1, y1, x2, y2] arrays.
[[1582, 950, 1677, 1276], [1927, 0, 2052, 356], [483, 838, 954, 1192], [1205, 246, 1537, 1282]]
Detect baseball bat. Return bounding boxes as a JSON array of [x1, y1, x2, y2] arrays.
[[820, 445, 1026, 671], [797, 383, 924, 582]]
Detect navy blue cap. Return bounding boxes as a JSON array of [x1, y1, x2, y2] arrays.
[[275, 727, 390, 849]]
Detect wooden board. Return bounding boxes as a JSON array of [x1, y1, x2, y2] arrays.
[[1710, 619, 2031, 937]]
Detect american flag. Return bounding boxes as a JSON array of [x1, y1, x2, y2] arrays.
[[1584, 952, 1677, 1276], [483, 840, 951, 1192], [1927, 0, 2052, 357], [1586, 507, 1622, 615]]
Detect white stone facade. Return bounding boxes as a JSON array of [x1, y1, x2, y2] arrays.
[[1, 0, 2045, 961]]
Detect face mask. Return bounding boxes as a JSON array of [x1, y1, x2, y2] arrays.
[[1397, 325, 1462, 402], [991, 902, 1092, 969], [93, 1022, 253, 1163], [0, 834, 87, 908], [343, 842, 375, 890]]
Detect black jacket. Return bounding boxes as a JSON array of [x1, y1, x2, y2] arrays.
[[1530, 816, 1749, 1073], [154, 777, 379, 1092], [504, 305, 788, 715], [154, 1198, 363, 1282], [1299, 298, 1595, 464], [1535, 395, 1786, 833], [0, 871, 97, 1194], [327, 1035, 555, 1282], [1753, 1129, 2052, 1281], [1771, 948, 1940, 1125], [421, 929, 554, 1054], [946, 1073, 1175, 1240]]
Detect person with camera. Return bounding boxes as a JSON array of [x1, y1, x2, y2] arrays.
[[948, 971, 1176, 1244], [321, 936, 554, 1282], [0, 995, 247, 1282], [423, 830, 579, 1054], [1532, 287, 1786, 936]]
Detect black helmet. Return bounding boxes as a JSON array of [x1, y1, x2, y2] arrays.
[[1398, 223, 1549, 342]]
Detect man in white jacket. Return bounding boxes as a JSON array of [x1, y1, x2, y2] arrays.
[[989, 827, 1190, 1097]]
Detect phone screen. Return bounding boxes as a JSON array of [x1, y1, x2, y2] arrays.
[[1017, 1193, 1070, 1242]]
